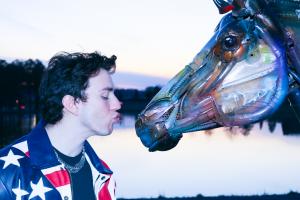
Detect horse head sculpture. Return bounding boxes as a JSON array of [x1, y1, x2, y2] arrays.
[[135, 0, 300, 151]]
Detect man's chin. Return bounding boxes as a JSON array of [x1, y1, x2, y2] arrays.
[[91, 127, 112, 136], [104, 126, 113, 135], [97, 130, 112, 136]]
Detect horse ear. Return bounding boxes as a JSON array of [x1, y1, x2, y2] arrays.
[[213, 0, 234, 14]]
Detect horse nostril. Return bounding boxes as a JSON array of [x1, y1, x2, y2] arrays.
[[223, 51, 234, 62], [135, 116, 144, 129]]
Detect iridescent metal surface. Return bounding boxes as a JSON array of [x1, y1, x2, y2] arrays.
[[136, 0, 300, 151]]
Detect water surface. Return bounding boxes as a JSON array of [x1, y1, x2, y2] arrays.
[[89, 116, 300, 198]]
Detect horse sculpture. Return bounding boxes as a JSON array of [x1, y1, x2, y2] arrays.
[[135, 0, 300, 151]]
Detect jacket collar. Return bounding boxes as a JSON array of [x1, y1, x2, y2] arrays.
[[27, 120, 60, 168], [84, 142, 112, 174], [27, 120, 112, 174]]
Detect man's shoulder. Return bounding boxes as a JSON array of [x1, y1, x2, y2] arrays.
[[0, 135, 31, 172], [0, 135, 29, 156], [0, 135, 31, 187], [0, 134, 41, 200]]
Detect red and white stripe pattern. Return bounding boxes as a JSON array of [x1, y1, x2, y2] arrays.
[[86, 155, 116, 200], [100, 161, 116, 200], [41, 165, 72, 199], [98, 175, 116, 200]]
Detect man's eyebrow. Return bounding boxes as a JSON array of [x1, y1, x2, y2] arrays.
[[101, 87, 114, 92]]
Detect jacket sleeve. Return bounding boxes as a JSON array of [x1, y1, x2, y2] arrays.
[[0, 175, 12, 200]]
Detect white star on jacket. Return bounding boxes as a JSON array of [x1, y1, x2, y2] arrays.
[[29, 178, 52, 200], [0, 150, 23, 169], [12, 180, 29, 200]]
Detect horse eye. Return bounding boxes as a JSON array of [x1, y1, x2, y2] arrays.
[[222, 35, 238, 51]]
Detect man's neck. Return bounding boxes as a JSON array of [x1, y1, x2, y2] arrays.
[[45, 117, 90, 157]]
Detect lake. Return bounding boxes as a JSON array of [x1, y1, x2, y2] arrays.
[[89, 115, 300, 199]]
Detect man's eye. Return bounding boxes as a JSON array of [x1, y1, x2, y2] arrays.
[[101, 96, 109, 100]]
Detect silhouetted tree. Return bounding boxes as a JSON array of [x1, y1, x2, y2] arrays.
[[0, 59, 45, 147]]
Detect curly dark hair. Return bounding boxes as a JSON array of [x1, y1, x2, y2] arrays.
[[39, 51, 117, 124]]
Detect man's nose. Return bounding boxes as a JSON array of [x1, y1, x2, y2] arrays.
[[111, 95, 122, 110]]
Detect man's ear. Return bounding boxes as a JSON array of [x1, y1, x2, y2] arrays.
[[62, 95, 79, 115]]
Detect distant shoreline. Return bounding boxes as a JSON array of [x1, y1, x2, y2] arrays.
[[118, 191, 300, 200]]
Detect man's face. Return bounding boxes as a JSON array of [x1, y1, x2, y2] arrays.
[[77, 69, 121, 136]]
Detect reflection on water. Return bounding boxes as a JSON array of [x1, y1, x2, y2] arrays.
[[0, 112, 37, 147], [89, 115, 300, 198]]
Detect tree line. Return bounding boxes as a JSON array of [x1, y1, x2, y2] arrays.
[[0, 58, 299, 147], [0, 59, 159, 147], [0, 59, 161, 113]]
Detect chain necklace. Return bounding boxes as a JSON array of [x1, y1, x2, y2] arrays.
[[54, 147, 86, 173]]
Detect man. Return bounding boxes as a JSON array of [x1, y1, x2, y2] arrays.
[[0, 52, 122, 200]]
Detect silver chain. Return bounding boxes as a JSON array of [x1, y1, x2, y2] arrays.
[[54, 147, 86, 173]]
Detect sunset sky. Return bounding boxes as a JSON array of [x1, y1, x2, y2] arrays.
[[0, 0, 222, 78]]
